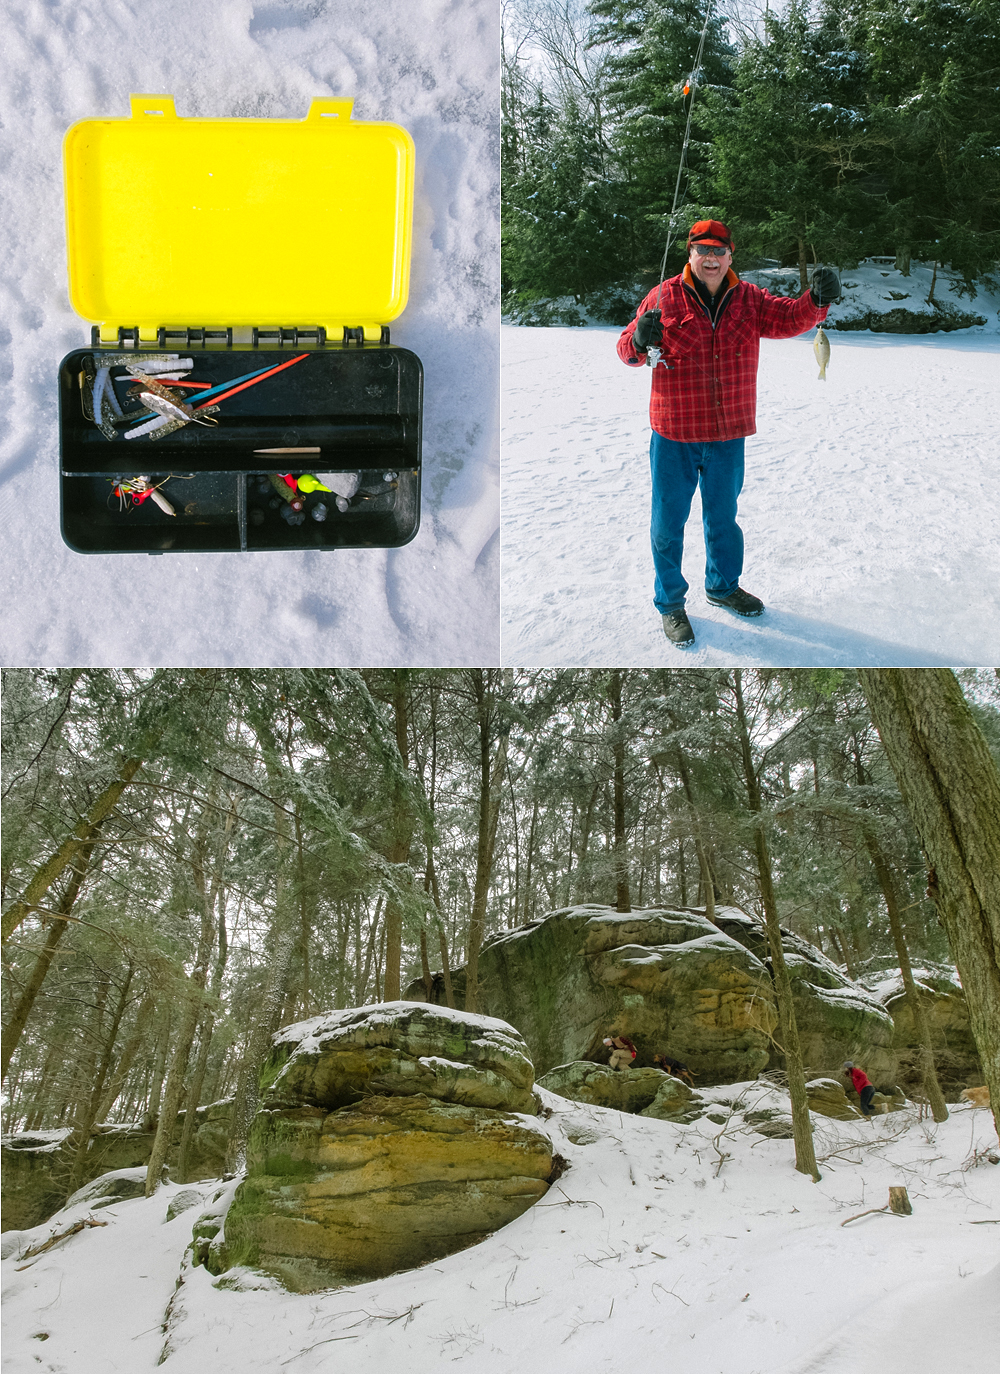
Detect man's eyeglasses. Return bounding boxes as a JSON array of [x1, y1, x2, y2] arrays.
[[692, 243, 729, 257]]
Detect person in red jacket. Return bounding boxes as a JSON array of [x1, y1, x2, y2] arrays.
[[844, 1061, 878, 1116], [604, 1035, 637, 1071], [618, 219, 840, 646]]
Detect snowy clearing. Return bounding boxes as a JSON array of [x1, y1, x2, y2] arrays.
[[0, 0, 498, 668], [501, 308, 1000, 667], [2, 1090, 998, 1373]]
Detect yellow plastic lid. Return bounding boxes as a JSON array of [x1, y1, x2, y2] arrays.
[[63, 95, 414, 339]]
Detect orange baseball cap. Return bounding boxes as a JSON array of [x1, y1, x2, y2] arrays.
[[688, 219, 734, 250]]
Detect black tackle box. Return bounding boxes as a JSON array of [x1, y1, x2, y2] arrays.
[[59, 95, 421, 554]]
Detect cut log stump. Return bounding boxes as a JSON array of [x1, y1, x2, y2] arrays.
[[888, 1186, 912, 1215], [842, 1186, 913, 1226]]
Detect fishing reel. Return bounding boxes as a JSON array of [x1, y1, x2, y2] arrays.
[[646, 345, 664, 369]]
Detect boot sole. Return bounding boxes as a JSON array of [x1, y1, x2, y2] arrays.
[[706, 599, 764, 617]]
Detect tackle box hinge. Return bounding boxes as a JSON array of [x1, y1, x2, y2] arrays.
[[91, 324, 392, 349]]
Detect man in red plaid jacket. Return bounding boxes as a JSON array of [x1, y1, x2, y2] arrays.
[[618, 219, 839, 646]]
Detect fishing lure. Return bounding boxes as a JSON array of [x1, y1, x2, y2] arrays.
[[139, 392, 219, 427], [110, 476, 176, 515], [125, 357, 194, 376]]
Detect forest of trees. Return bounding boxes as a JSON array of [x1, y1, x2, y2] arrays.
[[502, 0, 1000, 317], [3, 667, 999, 1185]]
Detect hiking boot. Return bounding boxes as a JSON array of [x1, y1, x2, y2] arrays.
[[706, 587, 764, 617], [662, 610, 695, 646]]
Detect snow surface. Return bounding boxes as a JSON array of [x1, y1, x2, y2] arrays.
[[3, 1087, 998, 1373], [0, 0, 499, 668], [502, 262, 1000, 666], [273, 1000, 522, 1050]]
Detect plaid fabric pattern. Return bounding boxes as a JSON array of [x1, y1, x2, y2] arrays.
[[618, 266, 828, 442]]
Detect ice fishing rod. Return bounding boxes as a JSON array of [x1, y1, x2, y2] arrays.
[[647, 0, 716, 370]]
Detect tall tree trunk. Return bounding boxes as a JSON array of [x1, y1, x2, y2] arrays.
[[465, 671, 510, 1013], [142, 1003, 172, 1132], [733, 670, 819, 1181], [865, 832, 948, 1121], [859, 669, 1000, 1139], [383, 670, 413, 1001], [66, 969, 134, 1196], [1, 826, 107, 1078], [2, 756, 145, 945], [95, 993, 155, 1123], [674, 746, 714, 923], [573, 783, 599, 903], [225, 788, 297, 1176], [609, 671, 631, 913]]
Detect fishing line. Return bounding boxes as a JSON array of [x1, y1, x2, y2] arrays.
[[650, 0, 716, 339]]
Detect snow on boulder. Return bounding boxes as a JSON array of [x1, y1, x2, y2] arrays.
[[407, 905, 779, 1084], [64, 1167, 148, 1210], [200, 1003, 553, 1293], [538, 1060, 704, 1123], [857, 962, 982, 1099], [264, 1000, 536, 1114]]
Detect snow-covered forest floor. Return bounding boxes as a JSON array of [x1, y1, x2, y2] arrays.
[[3, 1089, 998, 1374], [501, 263, 1000, 667], [0, 0, 499, 668]]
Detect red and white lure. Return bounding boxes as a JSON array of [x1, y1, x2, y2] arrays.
[[110, 475, 176, 516]]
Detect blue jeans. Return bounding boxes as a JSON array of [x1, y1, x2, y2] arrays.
[[649, 432, 746, 613]]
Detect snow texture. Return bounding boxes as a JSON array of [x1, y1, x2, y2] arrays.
[[0, 0, 498, 668], [3, 1086, 998, 1372], [502, 261, 1000, 666], [272, 999, 522, 1051]]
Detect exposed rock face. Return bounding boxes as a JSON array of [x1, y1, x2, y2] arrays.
[[207, 1004, 552, 1293], [859, 963, 982, 1099], [412, 907, 778, 1084], [805, 1078, 862, 1120], [537, 1061, 698, 1117], [0, 1101, 232, 1233], [709, 910, 897, 1083], [263, 1001, 536, 1115], [406, 905, 896, 1087]]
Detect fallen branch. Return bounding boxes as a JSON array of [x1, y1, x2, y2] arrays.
[[536, 1186, 605, 1218], [840, 1206, 891, 1226], [652, 1282, 689, 1306], [16, 1214, 107, 1264], [842, 1186, 912, 1226]]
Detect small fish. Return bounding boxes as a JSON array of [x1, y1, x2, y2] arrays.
[[814, 326, 830, 381]]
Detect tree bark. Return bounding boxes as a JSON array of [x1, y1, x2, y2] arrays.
[[733, 670, 819, 1180], [858, 669, 1000, 1140], [465, 670, 510, 1013], [865, 832, 948, 1121], [609, 671, 631, 913], [2, 756, 144, 945], [383, 670, 413, 1001], [1, 830, 101, 1080]]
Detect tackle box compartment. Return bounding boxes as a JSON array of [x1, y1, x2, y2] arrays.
[[58, 341, 422, 553], [59, 95, 421, 554]]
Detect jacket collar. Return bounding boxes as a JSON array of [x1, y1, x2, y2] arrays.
[[681, 263, 740, 295]]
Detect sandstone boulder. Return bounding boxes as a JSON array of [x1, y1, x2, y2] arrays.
[[263, 1001, 536, 1115], [1, 1100, 231, 1233], [859, 963, 982, 1099], [538, 1061, 668, 1114], [406, 904, 897, 1088], [206, 1004, 552, 1293], [805, 1078, 861, 1120], [65, 1167, 148, 1210], [711, 909, 897, 1083], [409, 906, 778, 1084]]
